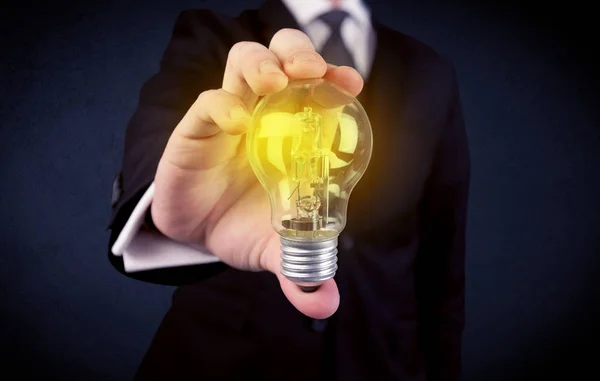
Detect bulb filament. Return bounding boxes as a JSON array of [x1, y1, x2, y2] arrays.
[[282, 107, 330, 233]]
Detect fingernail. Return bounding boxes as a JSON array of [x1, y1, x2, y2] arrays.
[[292, 52, 319, 64], [260, 61, 284, 75], [229, 104, 248, 120]]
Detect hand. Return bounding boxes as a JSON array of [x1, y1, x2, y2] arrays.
[[151, 29, 363, 319]]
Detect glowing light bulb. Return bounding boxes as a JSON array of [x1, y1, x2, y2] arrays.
[[247, 78, 373, 291]]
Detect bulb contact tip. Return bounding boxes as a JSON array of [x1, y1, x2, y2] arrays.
[[298, 285, 321, 293]]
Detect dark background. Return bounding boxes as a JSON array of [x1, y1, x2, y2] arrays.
[[2, 0, 599, 379]]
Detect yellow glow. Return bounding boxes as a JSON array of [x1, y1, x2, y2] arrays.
[[338, 113, 358, 154], [247, 79, 372, 237], [256, 108, 357, 171]]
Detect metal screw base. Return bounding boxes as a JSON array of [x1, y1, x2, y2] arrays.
[[280, 236, 338, 284]]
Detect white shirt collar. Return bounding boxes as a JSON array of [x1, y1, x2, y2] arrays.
[[281, 0, 371, 31]]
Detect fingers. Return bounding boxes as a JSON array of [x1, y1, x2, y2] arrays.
[[222, 41, 288, 100], [221, 29, 328, 106], [222, 30, 363, 113], [160, 88, 249, 171], [268, 29, 363, 98], [269, 28, 328, 80], [312, 66, 364, 109], [323, 64, 364, 97], [176, 89, 251, 139]]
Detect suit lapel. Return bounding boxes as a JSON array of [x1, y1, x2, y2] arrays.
[[359, 21, 401, 115]]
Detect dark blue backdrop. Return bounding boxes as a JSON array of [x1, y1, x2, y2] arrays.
[[2, 0, 599, 379]]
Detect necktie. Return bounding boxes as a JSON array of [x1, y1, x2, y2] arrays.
[[318, 9, 356, 68]]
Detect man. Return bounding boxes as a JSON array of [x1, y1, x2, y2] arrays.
[[108, 0, 470, 379]]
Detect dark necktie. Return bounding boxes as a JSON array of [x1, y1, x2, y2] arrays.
[[318, 9, 356, 68]]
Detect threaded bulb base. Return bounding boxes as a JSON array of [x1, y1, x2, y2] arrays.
[[280, 236, 338, 284]]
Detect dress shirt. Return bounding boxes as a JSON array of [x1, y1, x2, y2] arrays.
[[111, 0, 376, 272]]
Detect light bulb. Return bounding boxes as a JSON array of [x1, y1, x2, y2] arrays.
[[247, 78, 373, 291]]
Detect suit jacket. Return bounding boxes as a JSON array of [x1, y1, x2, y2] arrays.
[[108, 1, 470, 380]]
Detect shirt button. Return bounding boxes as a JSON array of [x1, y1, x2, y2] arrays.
[[311, 318, 328, 332]]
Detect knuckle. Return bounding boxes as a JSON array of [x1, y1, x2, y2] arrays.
[[274, 28, 306, 39], [230, 41, 249, 54], [228, 41, 264, 63], [193, 90, 222, 122], [270, 28, 311, 47], [226, 42, 247, 65], [196, 89, 214, 104], [198, 88, 228, 104]]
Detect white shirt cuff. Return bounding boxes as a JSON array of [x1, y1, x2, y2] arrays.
[[110, 182, 221, 272]]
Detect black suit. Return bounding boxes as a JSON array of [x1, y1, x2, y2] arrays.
[[108, 1, 470, 380]]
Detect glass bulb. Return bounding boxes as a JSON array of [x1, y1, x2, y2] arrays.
[[247, 78, 373, 289]]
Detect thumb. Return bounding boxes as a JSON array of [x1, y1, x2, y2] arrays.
[[262, 235, 340, 319], [278, 274, 340, 319]]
